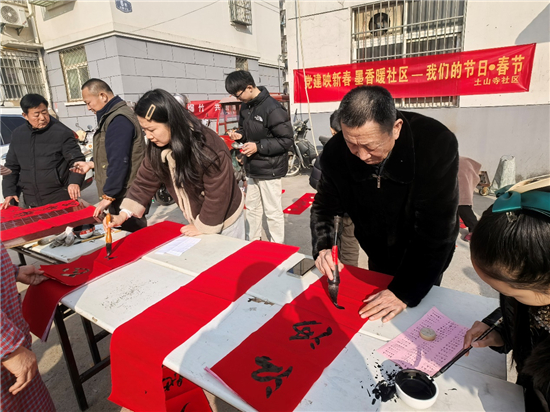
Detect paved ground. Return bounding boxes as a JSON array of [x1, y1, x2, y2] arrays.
[[9, 170, 499, 412]]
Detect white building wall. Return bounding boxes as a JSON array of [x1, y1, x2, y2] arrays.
[[284, 0, 550, 179]]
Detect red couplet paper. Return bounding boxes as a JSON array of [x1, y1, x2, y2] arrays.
[[22, 221, 184, 340], [209, 266, 393, 412], [0, 200, 79, 223], [0, 200, 95, 242], [109, 241, 299, 412], [284, 193, 316, 215], [162, 367, 212, 412]]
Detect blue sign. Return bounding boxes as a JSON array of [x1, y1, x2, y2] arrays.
[[115, 0, 132, 13]]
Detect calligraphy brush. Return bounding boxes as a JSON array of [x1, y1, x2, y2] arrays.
[[105, 212, 112, 259], [432, 317, 503, 378], [328, 215, 344, 310]]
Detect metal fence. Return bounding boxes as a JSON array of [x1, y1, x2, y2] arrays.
[[0, 50, 46, 103], [351, 0, 466, 107], [59, 45, 90, 101]]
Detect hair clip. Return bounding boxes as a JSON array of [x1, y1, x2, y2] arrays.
[[145, 104, 156, 120], [506, 211, 518, 223]]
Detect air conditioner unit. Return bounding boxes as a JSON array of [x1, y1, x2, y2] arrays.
[[364, 3, 403, 38], [0, 4, 28, 29]]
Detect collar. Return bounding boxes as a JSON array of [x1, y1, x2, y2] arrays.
[[96, 96, 123, 122], [246, 86, 269, 108], [345, 111, 415, 184]]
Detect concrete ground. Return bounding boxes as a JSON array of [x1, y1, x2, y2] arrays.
[[9, 170, 499, 412]]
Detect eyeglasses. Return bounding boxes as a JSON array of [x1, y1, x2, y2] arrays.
[[234, 90, 245, 99]]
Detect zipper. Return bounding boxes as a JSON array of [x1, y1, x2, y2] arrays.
[[372, 151, 392, 189]]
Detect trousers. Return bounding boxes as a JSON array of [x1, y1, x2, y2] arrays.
[[245, 178, 284, 243]]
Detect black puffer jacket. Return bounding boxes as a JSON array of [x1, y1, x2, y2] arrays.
[[311, 111, 459, 307], [236, 87, 293, 180], [2, 118, 84, 207]]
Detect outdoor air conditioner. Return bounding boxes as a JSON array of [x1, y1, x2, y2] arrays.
[[364, 3, 403, 38], [0, 4, 28, 29]]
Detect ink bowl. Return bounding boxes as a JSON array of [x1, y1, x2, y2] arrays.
[[73, 224, 95, 239], [395, 369, 438, 410]]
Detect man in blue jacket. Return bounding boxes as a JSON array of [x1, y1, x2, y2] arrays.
[[72, 79, 147, 232]]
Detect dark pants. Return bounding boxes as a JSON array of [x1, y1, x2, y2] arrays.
[[109, 197, 148, 233], [458, 205, 478, 232]]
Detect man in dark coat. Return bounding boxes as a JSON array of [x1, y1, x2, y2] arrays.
[[72, 79, 146, 232], [311, 86, 459, 322], [225, 71, 293, 243], [1, 94, 84, 209]]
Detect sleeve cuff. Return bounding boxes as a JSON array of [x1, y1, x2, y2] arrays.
[[194, 214, 223, 234], [120, 198, 146, 218]]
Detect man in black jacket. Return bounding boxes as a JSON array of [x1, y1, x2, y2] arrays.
[[225, 71, 293, 243], [312, 86, 459, 322], [1, 94, 84, 208], [72, 79, 146, 232]]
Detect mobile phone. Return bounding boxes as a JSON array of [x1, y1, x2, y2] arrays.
[[287, 258, 315, 278]]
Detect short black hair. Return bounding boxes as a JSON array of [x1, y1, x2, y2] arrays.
[[225, 70, 256, 96], [330, 110, 341, 132], [338, 86, 396, 134], [81, 78, 113, 95], [20, 94, 48, 114]]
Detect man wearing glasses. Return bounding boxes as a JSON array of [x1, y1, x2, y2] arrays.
[[225, 71, 293, 243], [2, 94, 84, 209]]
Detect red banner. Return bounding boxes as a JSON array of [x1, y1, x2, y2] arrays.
[[294, 44, 536, 103], [186, 100, 221, 120]]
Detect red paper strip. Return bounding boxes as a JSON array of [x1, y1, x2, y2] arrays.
[[22, 221, 184, 340], [210, 267, 393, 412], [163, 367, 212, 412], [294, 44, 536, 103], [284, 193, 315, 215], [0, 205, 95, 242], [109, 241, 299, 412], [0, 200, 80, 223]]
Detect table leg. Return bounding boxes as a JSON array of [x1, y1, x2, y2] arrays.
[[81, 317, 102, 365], [54, 306, 89, 411], [17, 252, 26, 266]]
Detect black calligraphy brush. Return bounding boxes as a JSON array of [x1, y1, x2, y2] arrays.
[[328, 215, 344, 310], [432, 317, 503, 378]]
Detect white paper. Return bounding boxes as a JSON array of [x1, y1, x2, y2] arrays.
[[155, 236, 201, 256]]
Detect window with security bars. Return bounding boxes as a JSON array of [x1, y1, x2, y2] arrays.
[[0, 50, 46, 103], [351, 0, 466, 108], [229, 0, 252, 26], [60, 46, 90, 101], [236, 57, 249, 71]]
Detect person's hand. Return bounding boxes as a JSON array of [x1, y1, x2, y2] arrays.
[[314, 249, 344, 281], [241, 143, 258, 157], [1, 346, 38, 395], [67, 184, 81, 200], [180, 224, 202, 237], [0, 165, 12, 176], [359, 289, 407, 322], [94, 198, 112, 218], [70, 161, 93, 175], [1, 196, 19, 210], [463, 321, 504, 355], [227, 130, 243, 141], [16, 265, 47, 286], [103, 213, 127, 232]]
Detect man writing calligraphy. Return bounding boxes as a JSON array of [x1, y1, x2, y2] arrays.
[[311, 86, 459, 322]]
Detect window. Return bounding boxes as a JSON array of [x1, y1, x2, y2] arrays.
[[0, 50, 46, 103], [229, 0, 252, 26], [352, 0, 466, 107], [236, 57, 249, 71], [59, 46, 90, 101]]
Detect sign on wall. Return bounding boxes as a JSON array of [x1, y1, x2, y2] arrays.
[[293, 44, 536, 103]]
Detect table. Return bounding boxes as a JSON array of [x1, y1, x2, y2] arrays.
[[60, 234, 524, 411]]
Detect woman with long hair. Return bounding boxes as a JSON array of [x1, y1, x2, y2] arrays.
[[464, 178, 550, 411], [105, 89, 244, 238]]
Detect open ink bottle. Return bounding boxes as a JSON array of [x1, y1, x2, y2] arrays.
[[394, 369, 439, 409]]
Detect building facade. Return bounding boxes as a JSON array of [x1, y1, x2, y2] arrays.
[[31, 0, 284, 129], [285, 0, 550, 180]]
